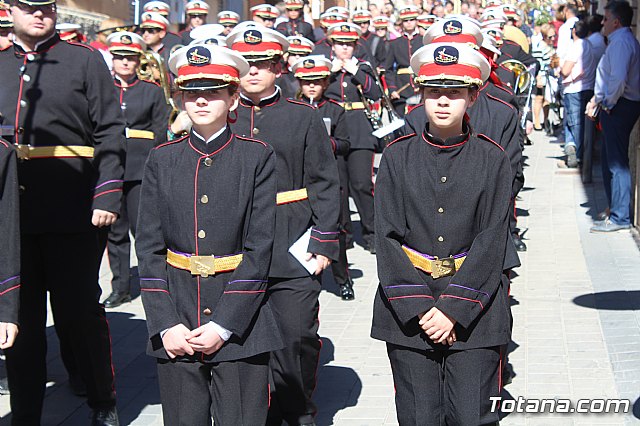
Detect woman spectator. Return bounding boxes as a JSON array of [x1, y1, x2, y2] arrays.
[[560, 19, 596, 168], [531, 23, 556, 131]]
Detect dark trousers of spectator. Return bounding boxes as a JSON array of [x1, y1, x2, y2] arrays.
[[267, 276, 321, 426], [600, 97, 640, 226], [6, 232, 116, 425], [331, 157, 351, 286], [387, 343, 502, 426], [563, 90, 593, 161], [342, 149, 375, 247], [107, 181, 141, 295], [157, 353, 270, 426]]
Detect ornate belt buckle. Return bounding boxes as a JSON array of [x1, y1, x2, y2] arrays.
[[15, 144, 31, 160], [431, 256, 456, 279], [189, 255, 216, 278]]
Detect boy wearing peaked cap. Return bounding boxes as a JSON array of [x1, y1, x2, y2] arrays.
[[138, 11, 174, 63], [277, 35, 314, 98], [372, 42, 512, 425], [251, 4, 279, 29], [180, 1, 209, 45], [275, 0, 315, 43], [217, 10, 239, 35], [136, 43, 282, 425], [227, 24, 341, 426]]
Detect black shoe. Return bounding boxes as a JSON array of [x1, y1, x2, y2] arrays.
[[339, 280, 355, 301], [68, 373, 86, 396], [512, 233, 527, 252], [91, 407, 119, 426], [103, 292, 131, 309], [0, 377, 10, 395]]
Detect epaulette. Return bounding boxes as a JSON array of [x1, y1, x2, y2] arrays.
[[477, 133, 504, 152], [154, 134, 188, 150], [387, 132, 416, 148], [287, 98, 316, 109], [236, 134, 269, 148], [486, 93, 515, 110], [66, 41, 94, 51]]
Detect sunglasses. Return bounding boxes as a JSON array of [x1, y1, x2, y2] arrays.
[[140, 27, 161, 34], [189, 14, 206, 19], [14, 2, 56, 15]]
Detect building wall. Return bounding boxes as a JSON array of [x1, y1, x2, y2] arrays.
[[58, 0, 130, 21]]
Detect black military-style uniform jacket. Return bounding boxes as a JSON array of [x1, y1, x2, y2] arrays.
[[372, 123, 512, 351], [0, 34, 126, 234], [312, 37, 375, 64], [384, 32, 423, 102], [163, 31, 183, 53], [495, 64, 517, 90], [0, 140, 20, 325], [324, 60, 382, 151], [231, 89, 341, 278], [276, 18, 316, 42], [136, 128, 284, 362], [115, 76, 170, 181], [361, 31, 387, 70], [180, 29, 193, 46], [275, 68, 299, 99], [313, 97, 350, 156]]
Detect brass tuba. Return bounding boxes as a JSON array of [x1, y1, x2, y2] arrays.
[[137, 50, 180, 123], [500, 59, 532, 95]]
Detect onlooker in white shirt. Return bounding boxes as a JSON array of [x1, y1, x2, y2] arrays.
[[556, 5, 579, 64]]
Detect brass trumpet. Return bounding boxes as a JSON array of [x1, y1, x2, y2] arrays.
[[137, 50, 180, 124]]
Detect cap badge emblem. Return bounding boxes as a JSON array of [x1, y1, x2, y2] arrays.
[[120, 35, 132, 45], [187, 47, 210, 66], [303, 59, 315, 68], [244, 30, 262, 45], [444, 20, 463, 35], [434, 46, 459, 65]]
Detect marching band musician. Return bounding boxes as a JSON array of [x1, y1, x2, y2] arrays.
[[251, 4, 279, 29], [180, 1, 209, 45], [226, 25, 341, 426], [372, 41, 511, 425], [276, 0, 315, 42], [142, 0, 181, 51], [277, 35, 315, 99], [103, 31, 170, 309], [324, 22, 380, 255], [217, 10, 239, 35], [136, 43, 282, 425], [313, 10, 374, 65], [292, 55, 354, 300], [352, 9, 386, 69], [384, 5, 423, 116], [138, 11, 173, 64]]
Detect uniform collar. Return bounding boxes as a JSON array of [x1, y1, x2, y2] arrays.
[[240, 86, 281, 107], [300, 95, 327, 107], [422, 121, 471, 148], [403, 30, 419, 39], [114, 75, 140, 87], [13, 32, 59, 54], [189, 126, 233, 155]]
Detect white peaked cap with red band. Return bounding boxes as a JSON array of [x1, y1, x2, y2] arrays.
[[327, 22, 362, 43], [410, 42, 490, 87], [251, 4, 279, 19], [140, 12, 170, 30], [190, 23, 224, 40], [217, 10, 240, 25], [291, 55, 332, 79], [423, 17, 483, 48], [226, 25, 289, 61], [351, 9, 373, 23], [287, 35, 315, 55], [185, 1, 209, 15], [107, 31, 146, 55], [169, 44, 249, 90], [144, 1, 170, 16]]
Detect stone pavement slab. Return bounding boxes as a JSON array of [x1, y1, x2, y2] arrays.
[[0, 130, 638, 425]]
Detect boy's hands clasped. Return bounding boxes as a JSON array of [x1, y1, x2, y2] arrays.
[[419, 307, 457, 346], [162, 323, 225, 358]]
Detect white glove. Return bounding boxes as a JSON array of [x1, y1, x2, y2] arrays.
[[331, 58, 343, 73], [343, 60, 359, 75]]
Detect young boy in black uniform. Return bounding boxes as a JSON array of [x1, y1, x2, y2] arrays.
[[136, 43, 282, 425], [227, 26, 341, 426], [103, 31, 171, 309], [291, 55, 354, 300], [372, 41, 512, 425]]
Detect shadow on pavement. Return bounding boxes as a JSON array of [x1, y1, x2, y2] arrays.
[[572, 291, 640, 311], [314, 337, 362, 426]]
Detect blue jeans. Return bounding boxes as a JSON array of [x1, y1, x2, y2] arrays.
[[599, 97, 640, 226], [563, 90, 593, 161]]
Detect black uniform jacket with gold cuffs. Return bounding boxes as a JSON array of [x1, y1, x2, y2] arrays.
[[136, 129, 284, 362], [372, 124, 512, 351], [114, 76, 170, 181], [384, 33, 423, 101], [0, 35, 126, 233], [0, 140, 20, 325], [231, 90, 341, 278], [324, 60, 381, 150]]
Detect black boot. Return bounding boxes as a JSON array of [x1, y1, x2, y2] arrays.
[[512, 233, 527, 252], [103, 292, 131, 309], [339, 279, 355, 301], [91, 406, 119, 426]]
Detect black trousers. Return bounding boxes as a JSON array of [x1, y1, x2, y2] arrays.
[[387, 343, 502, 426], [331, 157, 351, 286], [107, 181, 141, 294], [342, 149, 375, 244], [6, 232, 116, 425], [267, 276, 321, 426], [157, 353, 270, 426]]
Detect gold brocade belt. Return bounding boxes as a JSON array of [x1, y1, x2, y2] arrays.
[[15, 145, 94, 160], [166, 249, 243, 278], [401, 245, 467, 279], [396, 67, 413, 75], [337, 102, 366, 111], [276, 188, 308, 205], [125, 128, 155, 140]]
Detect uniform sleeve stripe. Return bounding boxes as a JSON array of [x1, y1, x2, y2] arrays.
[[439, 294, 484, 310], [388, 295, 434, 301], [95, 179, 123, 190], [93, 188, 123, 199], [310, 235, 339, 243], [141, 288, 170, 294], [0, 275, 19, 285], [384, 284, 429, 289], [448, 283, 490, 298], [0, 285, 20, 296], [140, 278, 168, 283], [223, 290, 266, 294]]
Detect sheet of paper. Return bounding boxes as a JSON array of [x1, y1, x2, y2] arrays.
[[288, 227, 318, 274]]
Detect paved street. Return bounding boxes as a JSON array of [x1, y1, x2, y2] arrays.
[[0, 129, 639, 425]]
